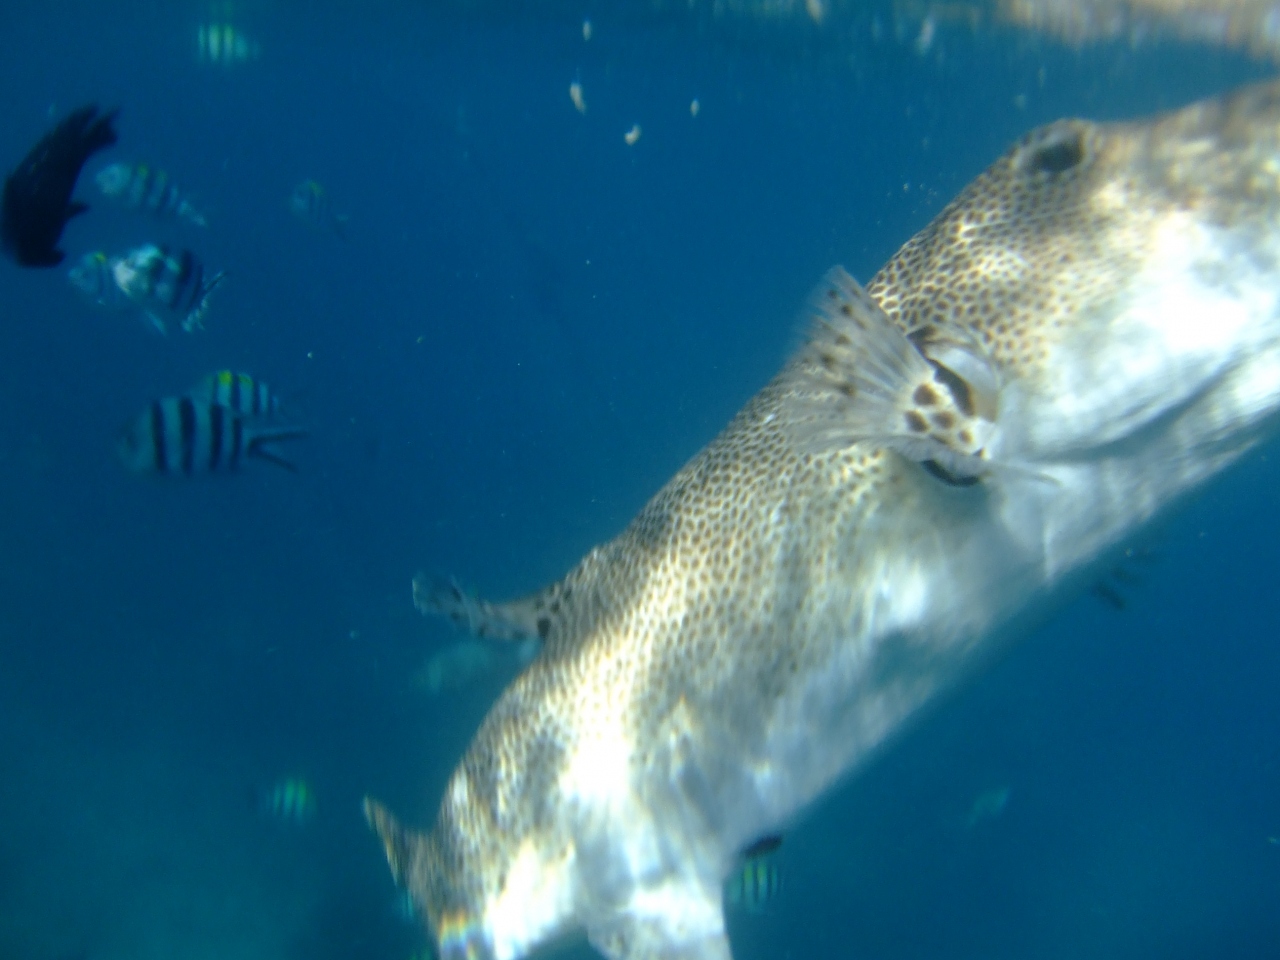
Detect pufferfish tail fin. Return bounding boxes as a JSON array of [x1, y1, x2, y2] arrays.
[[785, 266, 998, 484]]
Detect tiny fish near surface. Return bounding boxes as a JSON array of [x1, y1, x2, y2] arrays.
[[365, 80, 1280, 960]]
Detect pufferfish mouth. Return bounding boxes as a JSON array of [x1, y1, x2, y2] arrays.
[[436, 910, 495, 960]]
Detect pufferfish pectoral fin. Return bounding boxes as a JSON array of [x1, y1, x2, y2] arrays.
[[785, 266, 998, 482]]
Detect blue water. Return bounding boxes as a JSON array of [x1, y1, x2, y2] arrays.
[[1, 3, 1277, 959]]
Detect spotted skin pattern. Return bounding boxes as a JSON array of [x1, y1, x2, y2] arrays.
[[368, 80, 1280, 960]]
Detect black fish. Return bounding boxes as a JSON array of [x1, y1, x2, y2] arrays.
[[2, 104, 119, 267]]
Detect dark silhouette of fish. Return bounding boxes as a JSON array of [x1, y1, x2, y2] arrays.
[[2, 104, 119, 267]]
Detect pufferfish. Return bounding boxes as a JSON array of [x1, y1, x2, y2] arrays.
[[365, 79, 1280, 960]]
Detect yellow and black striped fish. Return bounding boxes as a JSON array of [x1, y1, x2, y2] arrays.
[[117, 395, 306, 476], [193, 371, 280, 420], [725, 836, 782, 913]]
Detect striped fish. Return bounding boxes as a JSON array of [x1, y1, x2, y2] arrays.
[[95, 162, 207, 227], [111, 243, 226, 333], [117, 395, 306, 476], [257, 777, 316, 824], [725, 838, 782, 913], [193, 371, 280, 420], [289, 179, 348, 240], [197, 23, 261, 65]]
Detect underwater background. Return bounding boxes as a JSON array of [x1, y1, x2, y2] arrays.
[[0, 2, 1278, 959]]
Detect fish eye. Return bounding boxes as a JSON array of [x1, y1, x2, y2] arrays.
[[1022, 127, 1086, 175]]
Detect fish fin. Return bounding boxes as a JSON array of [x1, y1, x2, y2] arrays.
[[588, 886, 730, 960], [363, 797, 420, 889], [182, 270, 227, 332], [142, 311, 168, 335], [413, 573, 546, 642], [202, 270, 228, 299], [279, 386, 311, 423], [785, 267, 998, 481], [245, 427, 308, 472], [247, 446, 298, 472]]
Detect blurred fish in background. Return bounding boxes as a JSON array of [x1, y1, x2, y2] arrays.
[[117, 394, 307, 476], [965, 785, 1011, 829], [253, 777, 316, 825], [68, 249, 132, 311], [110, 242, 225, 333], [2, 104, 118, 267], [289, 179, 349, 241], [191, 370, 282, 420], [95, 162, 207, 227], [68, 245, 223, 335], [725, 836, 782, 913], [197, 22, 261, 65]]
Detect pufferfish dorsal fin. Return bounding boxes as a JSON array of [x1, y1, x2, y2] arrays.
[[785, 266, 999, 483], [414, 573, 543, 641], [414, 547, 613, 648]]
